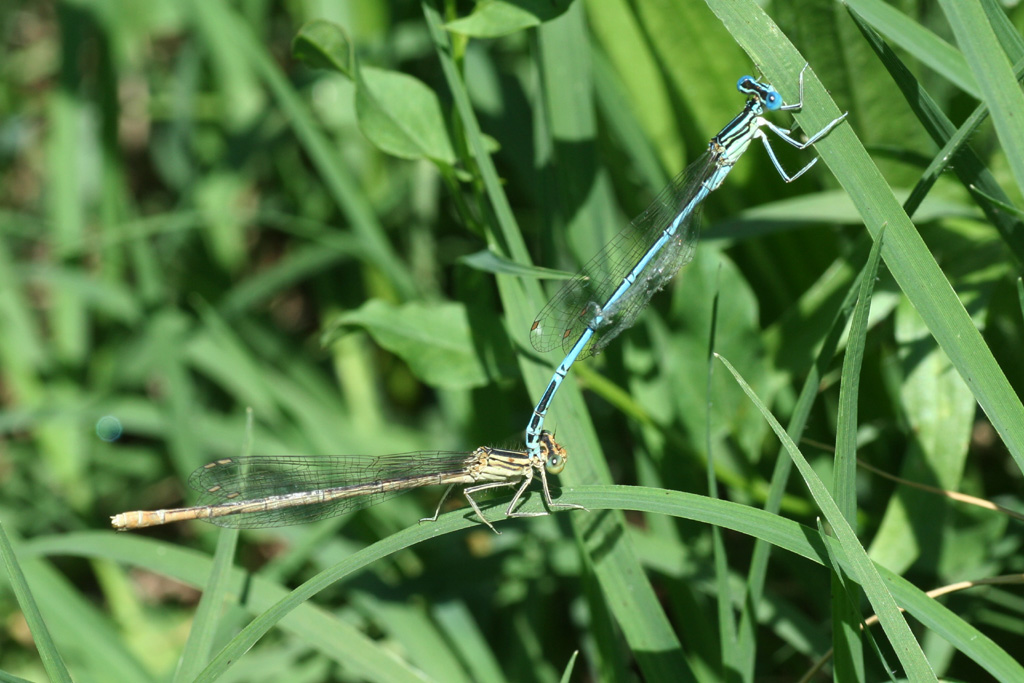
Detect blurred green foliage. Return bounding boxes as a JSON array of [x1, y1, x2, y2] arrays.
[[2, 0, 1024, 681]]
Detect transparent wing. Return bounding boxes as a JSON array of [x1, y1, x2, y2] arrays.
[[590, 226, 698, 356], [530, 152, 712, 360], [187, 451, 479, 529]]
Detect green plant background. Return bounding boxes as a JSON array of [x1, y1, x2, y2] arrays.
[[2, 0, 1023, 681]]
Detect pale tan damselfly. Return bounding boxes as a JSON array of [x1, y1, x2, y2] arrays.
[[111, 431, 582, 533]]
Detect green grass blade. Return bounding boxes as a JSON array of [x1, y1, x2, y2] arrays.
[[557, 650, 579, 683], [46, 7, 88, 366], [707, 0, 1024, 472], [187, 509, 565, 681], [982, 0, 1024, 60], [707, 286, 739, 666], [845, 0, 977, 96], [848, 7, 1024, 264], [172, 530, 240, 682], [423, 4, 690, 680], [717, 354, 935, 680], [354, 592, 471, 683], [176, 422, 252, 681], [8, 2, 1024, 680], [421, 6, 534, 270], [33, 484, 1024, 682], [0, 523, 73, 683], [831, 228, 884, 679], [433, 601, 509, 683], [32, 533, 435, 682], [15, 541, 152, 681], [835, 232, 882, 525], [1019, 278, 1024, 319], [817, 519, 886, 681], [939, 1, 1024, 198], [597, 485, 1019, 681], [736, 249, 866, 681]]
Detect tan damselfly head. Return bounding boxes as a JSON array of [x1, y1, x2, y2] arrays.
[[537, 430, 568, 475]]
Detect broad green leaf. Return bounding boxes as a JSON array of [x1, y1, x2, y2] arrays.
[[446, 0, 571, 38], [292, 19, 354, 78], [326, 300, 489, 389], [356, 67, 456, 163]]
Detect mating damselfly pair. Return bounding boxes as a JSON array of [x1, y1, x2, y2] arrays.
[[113, 67, 845, 533]]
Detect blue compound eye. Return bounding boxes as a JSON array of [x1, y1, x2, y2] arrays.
[[737, 75, 755, 93], [763, 89, 782, 110]]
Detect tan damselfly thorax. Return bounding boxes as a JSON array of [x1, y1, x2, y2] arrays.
[[111, 431, 583, 534]]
